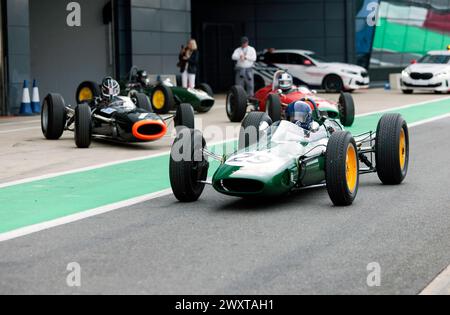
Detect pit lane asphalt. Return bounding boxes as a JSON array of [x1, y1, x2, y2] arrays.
[[0, 117, 449, 295]]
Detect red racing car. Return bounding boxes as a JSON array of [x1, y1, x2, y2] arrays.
[[226, 70, 355, 127]]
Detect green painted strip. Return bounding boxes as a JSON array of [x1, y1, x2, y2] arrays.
[[0, 98, 449, 233]]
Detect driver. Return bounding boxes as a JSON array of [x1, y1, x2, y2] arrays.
[[286, 101, 314, 131], [278, 72, 293, 92], [101, 77, 120, 103], [136, 70, 149, 86]]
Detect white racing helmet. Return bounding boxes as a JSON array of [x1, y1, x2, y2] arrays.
[[102, 77, 120, 100], [278, 72, 293, 91]]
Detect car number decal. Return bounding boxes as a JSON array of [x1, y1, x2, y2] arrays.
[[226, 153, 272, 166], [101, 108, 116, 115]]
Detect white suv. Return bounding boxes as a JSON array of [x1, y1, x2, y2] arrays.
[[401, 50, 450, 94], [257, 49, 370, 93]]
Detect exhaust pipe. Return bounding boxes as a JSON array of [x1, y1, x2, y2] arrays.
[[132, 120, 167, 141]]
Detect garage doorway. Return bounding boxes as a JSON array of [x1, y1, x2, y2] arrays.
[[201, 23, 237, 91], [29, 0, 113, 104]]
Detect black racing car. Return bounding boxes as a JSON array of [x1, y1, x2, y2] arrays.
[[41, 78, 195, 149]]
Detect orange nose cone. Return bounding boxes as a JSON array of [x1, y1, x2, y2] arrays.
[[132, 120, 167, 141]]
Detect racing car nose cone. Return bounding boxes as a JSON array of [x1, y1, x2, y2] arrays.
[[132, 120, 167, 141]]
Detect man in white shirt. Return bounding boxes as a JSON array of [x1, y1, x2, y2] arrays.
[[232, 37, 257, 96]]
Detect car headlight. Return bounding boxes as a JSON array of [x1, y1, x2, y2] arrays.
[[402, 70, 410, 77], [435, 72, 448, 77], [341, 69, 359, 75]]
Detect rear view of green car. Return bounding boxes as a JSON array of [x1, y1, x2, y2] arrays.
[[121, 67, 215, 114]]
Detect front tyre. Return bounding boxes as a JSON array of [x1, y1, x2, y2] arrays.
[[170, 129, 209, 202], [226, 85, 248, 122], [42, 94, 67, 140], [265, 94, 282, 122], [239, 112, 273, 150], [74, 103, 92, 149], [338, 92, 355, 127], [326, 131, 359, 206], [375, 113, 409, 185], [175, 103, 195, 130], [134, 93, 153, 112]]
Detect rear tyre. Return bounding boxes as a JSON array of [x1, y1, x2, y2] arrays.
[[175, 103, 195, 130], [402, 89, 413, 94], [338, 92, 355, 127], [323, 75, 344, 93], [197, 83, 214, 98], [196, 83, 215, 113], [170, 129, 209, 202], [226, 85, 248, 122], [326, 131, 359, 206], [239, 112, 273, 150], [134, 93, 153, 112], [74, 103, 92, 149], [151, 84, 175, 114], [375, 113, 409, 185], [76, 81, 100, 104], [265, 94, 282, 122], [41, 93, 67, 140]]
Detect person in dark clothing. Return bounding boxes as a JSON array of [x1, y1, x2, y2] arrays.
[[178, 39, 199, 89]]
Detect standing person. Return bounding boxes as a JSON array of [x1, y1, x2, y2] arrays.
[[178, 39, 199, 89], [232, 36, 257, 96]]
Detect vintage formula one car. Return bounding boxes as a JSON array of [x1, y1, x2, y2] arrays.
[[119, 66, 215, 114], [226, 70, 355, 126], [170, 99, 409, 206], [42, 79, 195, 149]]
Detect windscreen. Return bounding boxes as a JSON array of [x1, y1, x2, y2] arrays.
[[418, 54, 450, 64]]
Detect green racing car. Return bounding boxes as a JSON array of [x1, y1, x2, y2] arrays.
[[75, 67, 215, 115], [120, 66, 215, 114], [169, 99, 409, 206]]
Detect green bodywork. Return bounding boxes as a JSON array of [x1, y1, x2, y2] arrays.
[[121, 81, 214, 112], [212, 120, 340, 197]]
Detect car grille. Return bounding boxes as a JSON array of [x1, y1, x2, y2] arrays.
[[221, 179, 264, 193], [410, 72, 434, 80]]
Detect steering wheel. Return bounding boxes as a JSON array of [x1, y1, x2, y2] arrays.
[[299, 97, 322, 122]]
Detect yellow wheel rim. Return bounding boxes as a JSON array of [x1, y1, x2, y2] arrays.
[[399, 129, 406, 170], [152, 90, 166, 110], [346, 144, 358, 193], [79, 87, 94, 102]]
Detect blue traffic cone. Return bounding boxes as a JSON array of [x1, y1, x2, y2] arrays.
[[31, 80, 41, 114], [19, 80, 33, 116]]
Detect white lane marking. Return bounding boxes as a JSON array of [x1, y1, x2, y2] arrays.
[[0, 119, 40, 127], [409, 113, 450, 128], [0, 114, 450, 242], [420, 265, 450, 295], [0, 127, 40, 134], [0, 189, 173, 242], [0, 137, 237, 189], [357, 95, 450, 118]]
